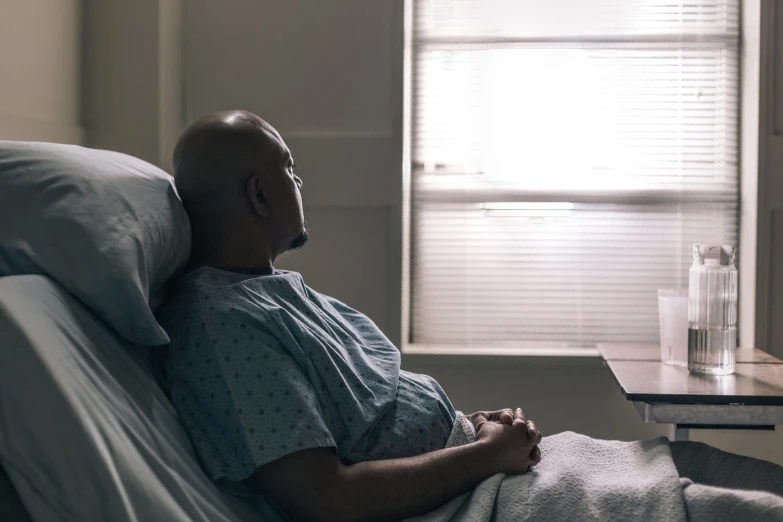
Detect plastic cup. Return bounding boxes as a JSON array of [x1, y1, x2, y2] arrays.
[[657, 289, 688, 366]]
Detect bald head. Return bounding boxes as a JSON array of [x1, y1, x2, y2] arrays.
[[173, 110, 307, 269], [174, 110, 281, 207]]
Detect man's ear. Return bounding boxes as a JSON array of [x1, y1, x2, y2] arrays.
[[246, 174, 270, 217]]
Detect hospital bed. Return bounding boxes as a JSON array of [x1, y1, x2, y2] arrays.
[[2, 141, 783, 522], [0, 140, 274, 521], [0, 275, 268, 521]]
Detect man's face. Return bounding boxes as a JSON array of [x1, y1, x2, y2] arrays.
[[264, 132, 308, 253], [284, 150, 308, 251]]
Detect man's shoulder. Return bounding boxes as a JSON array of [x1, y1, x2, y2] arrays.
[[162, 269, 287, 331], [158, 269, 242, 325], [157, 272, 285, 361]]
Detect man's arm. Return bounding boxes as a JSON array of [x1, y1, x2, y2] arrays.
[[251, 418, 539, 522]]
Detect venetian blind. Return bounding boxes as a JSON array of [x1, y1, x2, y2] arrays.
[[410, 0, 739, 347]]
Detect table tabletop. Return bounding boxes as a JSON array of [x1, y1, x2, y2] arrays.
[[598, 344, 783, 364], [599, 344, 783, 406]]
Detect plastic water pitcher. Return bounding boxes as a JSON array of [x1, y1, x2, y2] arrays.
[[687, 244, 738, 375]]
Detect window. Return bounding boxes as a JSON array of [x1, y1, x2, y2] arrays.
[[407, 0, 739, 349]]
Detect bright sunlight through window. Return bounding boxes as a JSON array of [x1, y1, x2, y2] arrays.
[[408, 0, 739, 350]]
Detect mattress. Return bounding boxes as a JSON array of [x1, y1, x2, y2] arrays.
[[0, 275, 273, 521]]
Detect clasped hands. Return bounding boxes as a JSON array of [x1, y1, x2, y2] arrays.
[[466, 408, 542, 474]]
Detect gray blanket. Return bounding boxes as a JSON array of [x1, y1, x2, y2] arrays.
[[407, 413, 783, 522]]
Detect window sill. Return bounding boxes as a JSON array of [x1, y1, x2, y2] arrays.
[[402, 344, 599, 357], [400, 345, 603, 369]]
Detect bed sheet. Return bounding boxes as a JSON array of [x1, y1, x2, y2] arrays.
[[0, 275, 276, 521], [0, 462, 31, 522]]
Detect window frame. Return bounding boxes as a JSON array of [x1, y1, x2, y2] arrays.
[[400, 0, 756, 356]]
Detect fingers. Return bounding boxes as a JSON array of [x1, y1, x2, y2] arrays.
[[526, 420, 542, 444], [525, 446, 541, 474], [468, 411, 488, 429], [504, 407, 541, 444], [498, 408, 528, 426], [477, 408, 526, 427], [498, 409, 514, 425], [526, 421, 537, 442], [485, 409, 515, 424], [529, 445, 541, 464], [474, 409, 540, 444]]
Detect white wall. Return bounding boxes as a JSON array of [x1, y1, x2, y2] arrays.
[[754, 1, 783, 361], [89, 0, 783, 466], [83, 0, 182, 169], [183, 0, 403, 335], [0, 0, 83, 144]]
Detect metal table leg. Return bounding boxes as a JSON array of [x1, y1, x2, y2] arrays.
[[669, 424, 690, 441]]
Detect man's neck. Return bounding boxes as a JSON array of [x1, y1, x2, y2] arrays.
[[188, 239, 276, 274]]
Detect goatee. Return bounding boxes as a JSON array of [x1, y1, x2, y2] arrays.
[[289, 224, 309, 250]]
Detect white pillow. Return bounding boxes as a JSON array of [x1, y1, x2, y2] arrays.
[[0, 141, 190, 345], [0, 275, 272, 522]]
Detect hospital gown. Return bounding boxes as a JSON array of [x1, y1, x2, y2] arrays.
[[156, 266, 456, 485]]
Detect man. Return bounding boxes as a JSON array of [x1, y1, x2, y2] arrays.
[[158, 110, 542, 522]]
